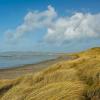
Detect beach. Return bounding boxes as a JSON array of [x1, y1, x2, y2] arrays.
[[0, 48, 100, 100], [0, 55, 71, 79]]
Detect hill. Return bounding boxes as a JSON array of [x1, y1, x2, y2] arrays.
[[0, 47, 100, 100]]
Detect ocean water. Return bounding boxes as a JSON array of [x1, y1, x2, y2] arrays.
[[0, 52, 58, 69]]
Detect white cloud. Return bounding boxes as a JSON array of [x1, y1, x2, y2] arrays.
[[44, 12, 100, 44], [5, 5, 100, 45], [5, 5, 57, 41]]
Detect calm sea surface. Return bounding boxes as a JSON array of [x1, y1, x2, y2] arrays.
[[0, 52, 58, 69]]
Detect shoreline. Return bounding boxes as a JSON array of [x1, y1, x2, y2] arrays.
[[0, 57, 58, 70], [0, 55, 71, 79], [0, 54, 74, 79]]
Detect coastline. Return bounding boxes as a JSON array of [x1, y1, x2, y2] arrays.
[[0, 54, 71, 79]]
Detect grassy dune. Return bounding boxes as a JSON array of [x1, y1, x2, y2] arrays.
[[0, 47, 100, 100]]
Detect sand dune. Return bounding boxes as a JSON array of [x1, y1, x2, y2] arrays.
[[0, 47, 100, 100]]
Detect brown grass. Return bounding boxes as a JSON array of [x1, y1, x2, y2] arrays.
[[0, 47, 100, 100]]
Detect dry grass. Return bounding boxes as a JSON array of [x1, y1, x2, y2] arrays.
[[0, 47, 100, 100]]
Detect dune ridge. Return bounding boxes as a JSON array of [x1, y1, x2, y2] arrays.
[[0, 47, 100, 100]]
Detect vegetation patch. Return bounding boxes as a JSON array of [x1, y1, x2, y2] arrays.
[[0, 47, 100, 100]]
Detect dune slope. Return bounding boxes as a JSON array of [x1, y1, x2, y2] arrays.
[[0, 47, 100, 100]]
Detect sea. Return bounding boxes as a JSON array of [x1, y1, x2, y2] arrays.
[[0, 52, 58, 69]]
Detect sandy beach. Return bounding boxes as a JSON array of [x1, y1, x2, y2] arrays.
[[0, 55, 72, 79]]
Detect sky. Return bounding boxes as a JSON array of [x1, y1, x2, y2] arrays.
[[0, 0, 100, 52]]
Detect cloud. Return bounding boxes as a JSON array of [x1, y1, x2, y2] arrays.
[[5, 5, 57, 41], [5, 5, 100, 46], [44, 12, 100, 44]]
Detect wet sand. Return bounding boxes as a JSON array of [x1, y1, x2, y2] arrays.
[[0, 55, 74, 79]]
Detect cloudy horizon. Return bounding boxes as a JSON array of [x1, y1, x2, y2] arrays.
[[0, 0, 100, 52]]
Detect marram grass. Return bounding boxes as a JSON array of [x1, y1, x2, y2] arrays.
[[0, 47, 100, 100]]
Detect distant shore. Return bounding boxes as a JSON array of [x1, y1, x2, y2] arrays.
[[0, 54, 73, 79]]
